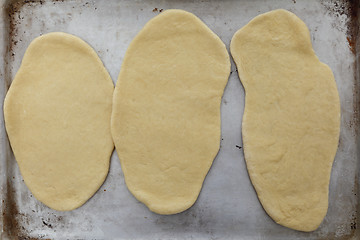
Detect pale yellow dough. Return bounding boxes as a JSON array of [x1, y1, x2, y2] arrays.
[[4, 32, 114, 211], [230, 9, 340, 231], [111, 10, 230, 214]]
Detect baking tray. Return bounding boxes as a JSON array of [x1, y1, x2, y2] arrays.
[[0, 0, 359, 239]]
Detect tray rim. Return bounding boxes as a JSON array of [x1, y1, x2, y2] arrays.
[[0, 0, 359, 239]]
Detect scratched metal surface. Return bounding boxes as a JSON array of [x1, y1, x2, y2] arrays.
[[0, 0, 358, 239]]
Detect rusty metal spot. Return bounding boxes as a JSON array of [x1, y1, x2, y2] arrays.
[[321, 0, 359, 54], [2, 1, 68, 238], [2, 180, 30, 238]]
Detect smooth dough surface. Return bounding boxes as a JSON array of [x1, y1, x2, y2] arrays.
[[4, 32, 114, 211], [111, 9, 230, 214], [230, 9, 340, 232]]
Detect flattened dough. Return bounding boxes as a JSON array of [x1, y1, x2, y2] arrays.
[[230, 9, 340, 231], [4, 32, 114, 211], [111, 10, 230, 214]]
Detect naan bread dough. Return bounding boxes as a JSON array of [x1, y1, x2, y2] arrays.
[[111, 9, 230, 214], [4, 32, 114, 211], [230, 9, 340, 231]]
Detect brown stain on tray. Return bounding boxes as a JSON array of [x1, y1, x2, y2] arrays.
[[322, 0, 359, 54], [346, 0, 359, 54], [322, 0, 360, 239], [321, 11, 360, 239], [2, 0, 32, 237], [4, 0, 67, 56], [2, 1, 67, 239], [2, 179, 32, 239], [345, 0, 359, 54]]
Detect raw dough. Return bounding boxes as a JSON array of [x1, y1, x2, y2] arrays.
[[111, 9, 230, 214], [4, 32, 114, 211], [230, 9, 340, 231]]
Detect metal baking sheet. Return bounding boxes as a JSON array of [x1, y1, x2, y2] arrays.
[[0, 0, 358, 239]]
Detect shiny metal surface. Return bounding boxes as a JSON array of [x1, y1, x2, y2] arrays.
[[0, 0, 358, 239]]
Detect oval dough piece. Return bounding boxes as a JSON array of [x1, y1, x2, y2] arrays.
[[4, 32, 114, 211], [230, 9, 340, 231], [111, 10, 230, 214]]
